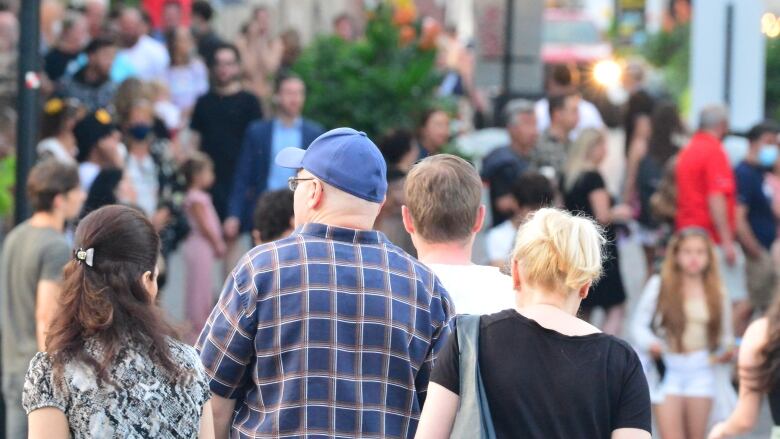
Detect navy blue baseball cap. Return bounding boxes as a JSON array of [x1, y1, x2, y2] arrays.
[[275, 127, 387, 203]]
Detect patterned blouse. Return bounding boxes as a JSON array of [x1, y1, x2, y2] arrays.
[[22, 338, 210, 438]]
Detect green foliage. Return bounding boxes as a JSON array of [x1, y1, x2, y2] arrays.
[[642, 23, 690, 104], [292, 4, 442, 139], [0, 155, 15, 218], [766, 38, 780, 120]]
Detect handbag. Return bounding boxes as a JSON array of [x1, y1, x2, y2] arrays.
[[449, 315, 497, 439]]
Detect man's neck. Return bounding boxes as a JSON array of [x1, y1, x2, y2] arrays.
[[277, 114, 300, 127], [216, 81, 241, 96], [28, 211, 65, 232], [415, 240, 474, 266], [547, 124, 568, 142], [510, 140, 533, 157]]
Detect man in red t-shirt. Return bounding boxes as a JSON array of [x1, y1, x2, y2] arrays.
[[675, 104, 750, 334]]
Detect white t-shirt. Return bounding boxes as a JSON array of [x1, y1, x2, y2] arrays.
[[428, 264, 515, 315], [79, 162, 100, 193], [535, 97, 605, 140], [119, 35, 170, 81], [486, 220, 517, 264]]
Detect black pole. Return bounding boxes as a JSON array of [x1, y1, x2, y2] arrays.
[[502, 0, 514, 95], [15, 0, 41, 225]]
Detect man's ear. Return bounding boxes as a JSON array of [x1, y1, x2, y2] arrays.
[[473, 204, 486, 233], [401, 205, 415, 234], [511, 258, 522, 291], [308, 179, 324, 209], [578, 282, 591, 299]]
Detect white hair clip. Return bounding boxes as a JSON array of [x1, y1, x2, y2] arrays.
[[75, 248, 95, 267]]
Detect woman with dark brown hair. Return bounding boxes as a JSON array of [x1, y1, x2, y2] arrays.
[[22, 205, 214, 438], [709, 291, 780, 438]]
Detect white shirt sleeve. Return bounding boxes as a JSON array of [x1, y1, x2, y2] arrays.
[[630, 274, 665, 352]]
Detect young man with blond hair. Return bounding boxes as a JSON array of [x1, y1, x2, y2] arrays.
[[403, 154, 515, 314]]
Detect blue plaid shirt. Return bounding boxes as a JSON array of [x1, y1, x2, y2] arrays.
[[197, 223, 454, 438]]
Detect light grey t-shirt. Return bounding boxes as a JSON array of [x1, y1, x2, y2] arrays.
[[0, 222, 70, 376]]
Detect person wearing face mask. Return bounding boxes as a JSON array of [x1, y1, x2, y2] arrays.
[[735, 121, 780, 313], [124, 100, 160, 218]]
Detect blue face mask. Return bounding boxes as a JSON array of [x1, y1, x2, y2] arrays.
[[128, 124, 152, 141], [758, 144, 779, 168]]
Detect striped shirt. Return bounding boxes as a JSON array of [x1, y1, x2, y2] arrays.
[[197, 223, 454, 438]]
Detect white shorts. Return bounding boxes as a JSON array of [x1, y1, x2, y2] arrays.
[[660, 350, 716, 399], [715, 245, 748, 302]]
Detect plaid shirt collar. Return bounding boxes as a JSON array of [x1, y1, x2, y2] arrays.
[[294, 222, 391, 245]]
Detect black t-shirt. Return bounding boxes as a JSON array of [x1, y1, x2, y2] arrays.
[[44, 48, 80, 82], [190, 90, 262, 219], [431, 310, 651, 438]]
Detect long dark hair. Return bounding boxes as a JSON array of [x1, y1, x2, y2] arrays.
[[754, 292, 780, 392], [648, 101, 683, 165], [46, 205, 183, 386]]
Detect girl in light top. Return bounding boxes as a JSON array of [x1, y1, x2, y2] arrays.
[[417, 208, 652, 439], [632, 227, 734, 439]]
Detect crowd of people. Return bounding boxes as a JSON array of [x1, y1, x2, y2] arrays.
[[0, 1, 779, 439]]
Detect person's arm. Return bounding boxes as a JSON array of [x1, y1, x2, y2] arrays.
[[589, 189, 632, 225], [28, 407, 69, 439], [630, 276, 665, 354], [35, 280, 61, 351], [735, 204, 764, 259], [414, 382, 460, 439], [622, 139, 647, 204], [211, 395, 236, 439], [190, 201, 226, 255], [612, 429, 652, 439], [198, 399, 216, 439], [708, 193, 736, 263], [708, 318, 768, 438], [225, 124, 261, 239]]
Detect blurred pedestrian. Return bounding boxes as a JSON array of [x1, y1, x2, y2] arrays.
[[74, 108, 123, 191], [333, 13, 357, 41], [197, 128, 453, 437], [83, 0, 108, 39], [535, 64, 604, 140], [235, 6, 282, 113], [180, 152, 224, 343], [0, 5, 17, 111], [631, 101, 684, 277], [633, 228, 734, 439], [165, 26, 208, 120], [224, 74, 322, 254], [22, 205, 214, 438], [735, 121, 780, 313], [415, 208, 651, 439], [375, 130, 418, 255], [43, 11, 88, 83], [481, 99, 539, 226], [117, 7, 170, 81], [190, 43, 261, 223], [80, 167, 137, 218], [0, 161, 85, 438], [58, 36, 117, 112], [416, 108, 450, 158], [708, 292, 780, 438], [563, 128, 632, 335], [533, 92, 579, 179], [279, 28, 302, 74], [486, 172, 554, 268], [190, 0, 223, 63], [403, 154, 515, 314], [675, 105, 750, 335], [251, 188, 294, 245], [123, 100, 160, 218], [623, 61, 655, 155], [37, 97, 83, 164]]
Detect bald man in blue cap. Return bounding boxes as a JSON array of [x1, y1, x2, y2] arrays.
[[198, 128, 455, 438]]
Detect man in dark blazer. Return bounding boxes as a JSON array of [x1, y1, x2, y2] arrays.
[[224, 74, 324, 240]]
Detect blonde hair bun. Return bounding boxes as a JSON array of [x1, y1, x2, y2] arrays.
[[512, 208, 606, 293]]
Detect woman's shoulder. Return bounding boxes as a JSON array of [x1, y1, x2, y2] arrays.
[[166, 339, 203, 367]]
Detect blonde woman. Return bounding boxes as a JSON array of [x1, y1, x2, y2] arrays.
[[415, 208, 652, 439], [563, 128, 632, 335]]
